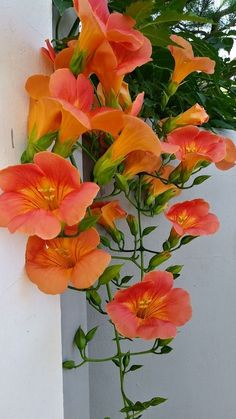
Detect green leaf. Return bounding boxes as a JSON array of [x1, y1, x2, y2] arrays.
[[129, 364, 143, 372], [142, 226, 157, 236], [120, 396, 167, 413], [100, 236, 111, 247], [120, 275, 133, 285], [112, 358, 120, 367], [141, 25, 171, 47], [166, 265, 183, 275], [160, 346, 173, 354], [53, 0, 73, 15], [98, 265, 123, 286], [155, 11, 212, 24], [78, 215, 100, 232], [86, 326, 98, 343], [192, 175, 211, 186], [148, 397, 167, 407], [180, 235, 197, 246], [74, 327, 87, 351], [125, 0, 154, 24], [63, 360, 75, 369], [88, 290, 102, 306]]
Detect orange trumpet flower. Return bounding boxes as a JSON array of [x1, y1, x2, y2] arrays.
[[21, 98, 61, 162], [215, 138, 236, 171], [163, 103, 209, 134], [25, 228, 111, 294], [94, 116, 162, 185], [169, 35, 215, 88], [26, 69, 124, 156], [68, 0, 152, 95], [91, 200, 127, 232], [0, 152, 99, 239], [166, 199, 219, 237], [166, 126, 226, 176], [107, 270, 192, 340]]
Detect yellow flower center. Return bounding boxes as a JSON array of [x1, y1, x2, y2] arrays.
[[185, 143, 197, 153], [37, 186, 56, 201], [136, 298, 152, 319]]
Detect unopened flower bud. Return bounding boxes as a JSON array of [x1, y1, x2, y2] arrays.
[[126, 214, 138, 236]]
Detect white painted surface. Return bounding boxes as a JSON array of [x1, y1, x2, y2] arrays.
[[0, 2, 64, 418]]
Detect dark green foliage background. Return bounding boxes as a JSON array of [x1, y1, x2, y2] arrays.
[[53, 0, 236, 130]]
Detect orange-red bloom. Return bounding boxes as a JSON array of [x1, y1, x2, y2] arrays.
[[67, 0, 152, 95], [169, 35, 215, 86], [163, 104, 209, 133], [91, 200, 127, 231], [166, 199, 219, 236], [94, 116, 162, 185], [0, 152, 99, 239], [25, 228, 111, 294], [26, 69, 123, 156], [215, 138, 236, 171], [106, 270, 192, 340], [166, 126, 226, 173]]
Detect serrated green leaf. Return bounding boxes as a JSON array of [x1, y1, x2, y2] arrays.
[[125, 0, 154, 24], [155, 11, 212, 24], [141, 25, 171, 47]]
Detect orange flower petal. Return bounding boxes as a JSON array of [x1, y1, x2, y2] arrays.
[[25, 75, 50, 99], [72, 248, 111, 288], [59, 182, 99, 225], [25, 236, 71, 294], [111, 115, 161, 161]]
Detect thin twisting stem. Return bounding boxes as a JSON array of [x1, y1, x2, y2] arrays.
[[106, 284, 129, 418], [137, 175, 145, 280]]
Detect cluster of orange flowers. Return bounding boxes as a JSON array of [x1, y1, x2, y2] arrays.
[[0, 0, 235, 341]]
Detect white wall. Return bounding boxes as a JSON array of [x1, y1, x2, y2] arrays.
[[0, 2, 64, 418]]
